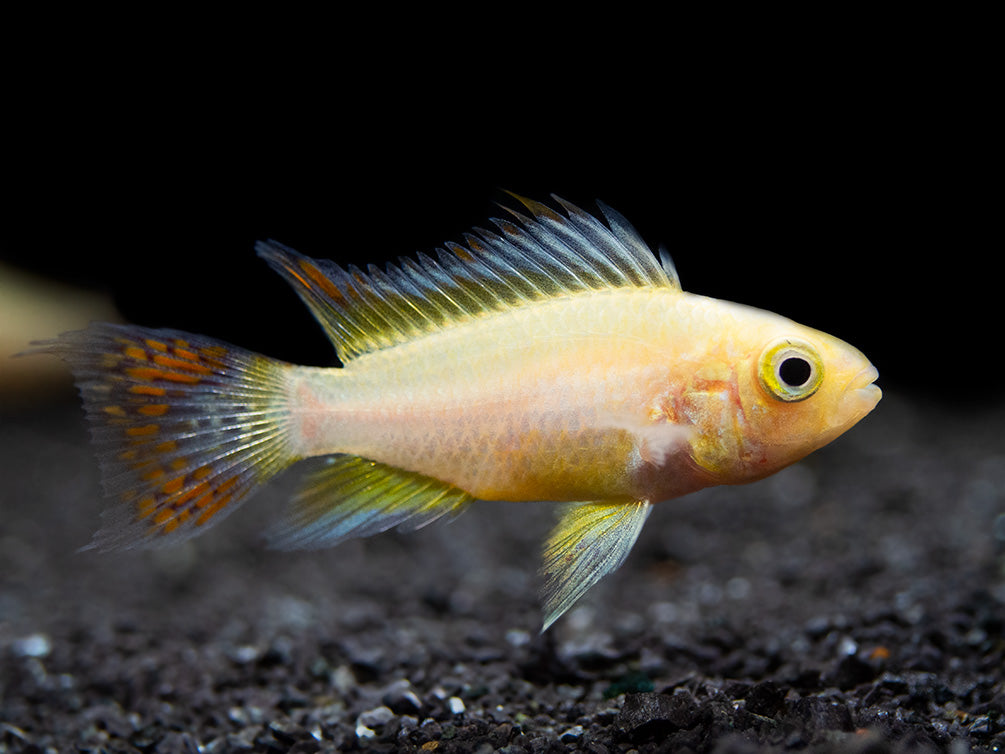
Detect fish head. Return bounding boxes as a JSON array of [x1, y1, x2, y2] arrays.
[[682, 310, 881, 485], [734, 318, 881, 480]]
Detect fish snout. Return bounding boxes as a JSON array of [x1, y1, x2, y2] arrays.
[[845, 364, 882, 413]]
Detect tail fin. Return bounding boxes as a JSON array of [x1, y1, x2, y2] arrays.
[[32, 323, 297, 550]]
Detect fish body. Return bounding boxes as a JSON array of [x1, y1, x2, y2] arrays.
[[292, 289, 875, 504], [36, 195, 881, 629]]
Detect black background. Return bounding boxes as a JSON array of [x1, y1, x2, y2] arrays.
[[4, 23, 994, 406]]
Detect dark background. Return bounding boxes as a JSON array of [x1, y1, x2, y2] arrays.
[[3, 30, 994, 408]]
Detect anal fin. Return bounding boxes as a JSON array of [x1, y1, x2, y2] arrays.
[[268, 455, 473, 550], [540, 500, 652, 631]]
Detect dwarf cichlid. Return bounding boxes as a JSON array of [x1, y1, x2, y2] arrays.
[[36, 195, 881, 630]]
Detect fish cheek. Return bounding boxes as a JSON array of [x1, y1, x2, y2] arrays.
[[678, 384, 750, 480], [715, 362, 825, 480], [741, 379, 832, 469]]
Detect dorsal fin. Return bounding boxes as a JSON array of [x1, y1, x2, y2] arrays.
[[256, 195, 678, 362]]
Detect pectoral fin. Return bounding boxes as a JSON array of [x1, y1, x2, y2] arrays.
[[540, 500, 652, 631]]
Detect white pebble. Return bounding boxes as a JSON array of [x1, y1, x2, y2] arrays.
[[12, 634, 50, 658], [505, 628, 531, 647], [356, 705, 395, 738], [357, 705, 395, 728]]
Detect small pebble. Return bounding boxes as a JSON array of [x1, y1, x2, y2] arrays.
[[837, 635, 859, 656], [505, 628, 531, 647], [227, 644, 261, 664], [618, 692, 700, 740], [383, 678, 423, 713], [744, 682, 786, 718], [559, 724, 584, 742], [355, 705, 395, 738], [330, 664, 356, 695], [12, 633, 51, 658]]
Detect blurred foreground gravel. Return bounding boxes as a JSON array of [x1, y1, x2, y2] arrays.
[[1, 392, 1003, 753]]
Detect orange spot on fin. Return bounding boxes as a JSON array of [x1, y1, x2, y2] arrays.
[[299, 259, 344, 302], [153, 508, 175, 525], [152, 354, 212, 374], [216, 476, 239, 494], [129, 385, 166, 396], [49, 322, 295, 551], [161, 517, 180, 534], [173, 347, 200, 361], [126, 367, 201, 384], [161, 476, 185, 495], [175, 482, 210, 507], [136, 497, 157, 518], [196, 496, 230, 526]]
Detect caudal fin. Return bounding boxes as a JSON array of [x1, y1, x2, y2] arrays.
[[32, 323, 297, 550]]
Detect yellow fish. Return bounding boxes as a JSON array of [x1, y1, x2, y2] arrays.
[[36, 195, 881, 629]]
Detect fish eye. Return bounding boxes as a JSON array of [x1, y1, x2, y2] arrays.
[[758, 339, 824, 402], [779, 356, 812, 387]]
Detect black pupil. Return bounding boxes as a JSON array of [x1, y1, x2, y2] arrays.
[[779, 357, 812, 387]]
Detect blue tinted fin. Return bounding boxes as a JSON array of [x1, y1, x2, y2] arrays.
[[267, 455, 473, 550]]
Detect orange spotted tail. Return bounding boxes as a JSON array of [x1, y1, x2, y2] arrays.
[[34, 324, 296, 550]]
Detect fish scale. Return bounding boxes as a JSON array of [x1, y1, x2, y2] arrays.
[[289, 298, 662, 500], [30, 194, 880, 630]]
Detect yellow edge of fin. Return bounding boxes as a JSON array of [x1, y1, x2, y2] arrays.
[[540, 500, 653, 631], [267, 455, 474, 550]]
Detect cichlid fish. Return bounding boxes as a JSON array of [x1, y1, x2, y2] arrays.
[[35, 195, 881, 630]]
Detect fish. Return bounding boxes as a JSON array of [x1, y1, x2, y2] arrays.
[[33, 195, 882, 630]]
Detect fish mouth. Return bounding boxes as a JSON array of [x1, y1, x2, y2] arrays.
[[846, 365, 882, 407]]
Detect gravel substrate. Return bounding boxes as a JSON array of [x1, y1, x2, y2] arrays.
[[1, 393, 1002, 753]]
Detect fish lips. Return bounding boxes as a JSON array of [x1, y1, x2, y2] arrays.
[[845, 365, 882, 415]]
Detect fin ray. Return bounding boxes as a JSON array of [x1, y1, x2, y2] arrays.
[[31, 323, 296, 550], [256, 196, 676, 362], [540, 500, 652, 631], [267, 455, 473, 550]]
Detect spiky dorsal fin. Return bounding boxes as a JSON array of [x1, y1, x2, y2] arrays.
[[257, 195, 679, 363]]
